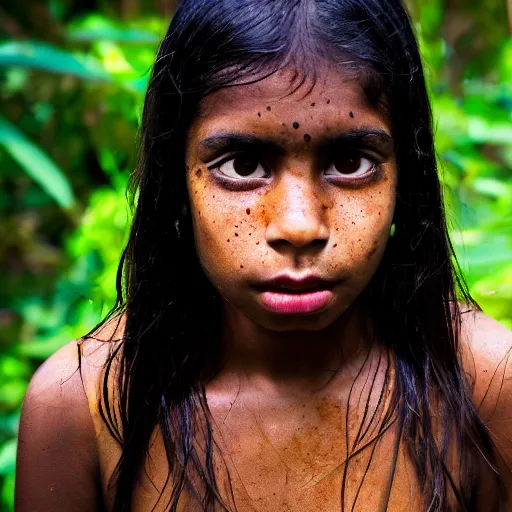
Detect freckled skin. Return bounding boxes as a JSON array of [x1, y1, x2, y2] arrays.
[[185, 67, 396, 334]]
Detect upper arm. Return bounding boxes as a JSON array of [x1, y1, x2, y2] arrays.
[[15, 340, 104, 512], [460, 310, 512, 466]]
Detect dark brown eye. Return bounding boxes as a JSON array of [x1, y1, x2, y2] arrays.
[[325, 153, 374, 177], [216, 155, 268, 179], [232, 156, 260, 176]]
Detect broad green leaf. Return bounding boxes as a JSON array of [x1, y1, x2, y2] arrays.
[[0, 116, 75, 209], [472, 178, 512, 199], [0, 41, 109, 81], [68, 16, 160, 43], [468, 117, 512, 144]]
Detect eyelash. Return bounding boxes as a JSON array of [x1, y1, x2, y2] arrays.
[[206, 152, 383, 190]]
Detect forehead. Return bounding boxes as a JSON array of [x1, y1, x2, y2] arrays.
[[189, 66, 391, 141]]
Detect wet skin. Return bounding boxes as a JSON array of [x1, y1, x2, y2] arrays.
[[185, 66, 397, 384]]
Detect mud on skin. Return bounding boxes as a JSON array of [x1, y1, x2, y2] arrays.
[[184, 65, 397, 333]]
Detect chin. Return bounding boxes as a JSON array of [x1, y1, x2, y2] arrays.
[[252, 304, 353, 333]]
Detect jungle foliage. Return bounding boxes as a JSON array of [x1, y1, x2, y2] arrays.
[[0, 0, 511, 509]]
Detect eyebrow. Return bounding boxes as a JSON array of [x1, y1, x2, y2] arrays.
[[199, 133, 281, 154], [318, 130, 393, 152], [198, 129, 394, 157]]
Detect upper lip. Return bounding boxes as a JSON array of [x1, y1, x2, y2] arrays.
[[255, 273, 339, 292]]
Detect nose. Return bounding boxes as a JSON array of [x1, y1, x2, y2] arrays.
[[265, 176, 329, 251]]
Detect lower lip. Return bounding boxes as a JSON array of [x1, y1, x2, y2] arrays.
[[259, 289, 334, 314]]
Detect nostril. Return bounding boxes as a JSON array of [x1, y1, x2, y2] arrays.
[[267, 236, 328, 252]]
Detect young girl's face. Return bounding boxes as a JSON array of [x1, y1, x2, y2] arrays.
[[185, 66, 397, 332]]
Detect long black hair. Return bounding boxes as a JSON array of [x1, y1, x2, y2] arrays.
[[81, 0, 504, 510]]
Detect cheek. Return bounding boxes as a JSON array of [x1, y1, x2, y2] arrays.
[[331, 186, 395, 268], [189, 184, 265, 283]]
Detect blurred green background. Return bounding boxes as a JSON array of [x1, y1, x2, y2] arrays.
[[0, 0, 511, 509]]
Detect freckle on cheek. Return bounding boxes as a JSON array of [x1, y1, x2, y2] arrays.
[[246, 208, 251, 215], [293, 122, 300, 129], [333, 244, 338, 248], [266, 106, 271, 111], [235, 233, 239, 237], [367, 246, 378, 259]]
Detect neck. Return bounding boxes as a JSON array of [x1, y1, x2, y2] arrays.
[[217, 300, 374, 396]]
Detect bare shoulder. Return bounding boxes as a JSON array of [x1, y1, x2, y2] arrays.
[[15, 315, 125, 512], [19, 337, 92, 436], [16, 338, 102, 511], [459, 307, 512, 413], [459, 307, 512, 464]]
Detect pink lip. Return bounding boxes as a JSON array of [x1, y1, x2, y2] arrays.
[[255, 273, 338, 314], [260, 289, 334, 314]]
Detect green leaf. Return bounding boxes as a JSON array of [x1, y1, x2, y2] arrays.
[[1, 472, 14, 512], [0, 116, 75, 209], [0, 356, 30, 380], [0, 381, 28, 409], [0, 413, 20, 438], [0, 41, 109, 81], [68, 16, 160, 43], [468, 117, 512, 144], [472, 178, 512, 199], [0, 439, 16, 476]]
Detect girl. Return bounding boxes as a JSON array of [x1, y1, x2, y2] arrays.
[[15, 0, 512, 511]]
